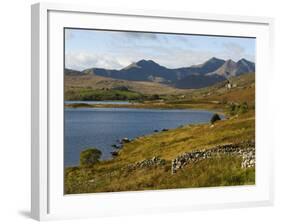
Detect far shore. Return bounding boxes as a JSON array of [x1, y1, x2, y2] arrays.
[[64, 100, 227, 117]]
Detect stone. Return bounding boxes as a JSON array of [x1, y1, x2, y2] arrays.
[[121, 137, 131, 143], [110, 151, 118, 156], [111, 144, 120, 149], [171, 141, 255, 174]]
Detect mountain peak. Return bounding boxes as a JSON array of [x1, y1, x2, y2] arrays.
[[224, 59, 237, 68], [209, 58, 255, 77], [136, 59, 159, 67], [122, 62, 141, 70], [236, 58, 255, 74], [207, 57, 222, 62], [239, 58, 247, 62], [190, 57, 225, 69], [237, 58, 253, 64], [225, 59, 236, 63]]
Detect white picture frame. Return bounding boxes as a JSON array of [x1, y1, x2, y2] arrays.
[[31, 2, 274, 221]]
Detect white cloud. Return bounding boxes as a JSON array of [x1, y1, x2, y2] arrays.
[[66, 49, 218, 71], [65, 43, 255, 71], [65, 52, 126, 71], [65, 29, 255, 70]]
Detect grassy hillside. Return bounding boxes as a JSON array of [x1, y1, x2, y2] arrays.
[[191, 73, 255, 106], [66, 73, 255, 116], [64, 73, 255, 194], [65, 87, 144, 101], [65, 111, 255, 194], [65, 74, 190, 97]]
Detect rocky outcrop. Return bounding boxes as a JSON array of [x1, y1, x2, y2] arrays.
[[110, 138, 131, 157], [110, 151, 119, 156], [241, 151, 255, 168], [120, 137, 131, 144], [171, 141, 255, 174]]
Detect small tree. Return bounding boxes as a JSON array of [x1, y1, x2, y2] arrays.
[[239, 102, 248, 114], [210, 113, 221, 124], [80, 148, 102, 166]]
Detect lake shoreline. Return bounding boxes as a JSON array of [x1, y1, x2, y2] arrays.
[[64, 100, 226, 117], [64, 104, 223, 167], [64, 110, 255, 193]]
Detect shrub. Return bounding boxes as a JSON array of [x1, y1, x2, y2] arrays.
[[239, 102, 249, 114], [210, 113, 221, 124], [228, 102, 249, 115], [80, 148, 102, 166]]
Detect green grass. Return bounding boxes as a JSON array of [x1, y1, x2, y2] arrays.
[[65, 110, 255, 194], [65, 73, 255, 118], [64, 73, 256, 194], [65, 155, 255, 194], [65, 74, 190, 95], [65, 87, 144, 101]]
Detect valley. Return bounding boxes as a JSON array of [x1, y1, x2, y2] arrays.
[[64, 67, 255, 194]]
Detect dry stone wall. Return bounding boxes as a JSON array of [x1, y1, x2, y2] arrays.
[[123, 142, 255, 174], [126, 156, 166, 171], [171, 141, 255, 174]]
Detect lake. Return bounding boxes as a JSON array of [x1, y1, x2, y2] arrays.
[[64, 107, 216, 167]]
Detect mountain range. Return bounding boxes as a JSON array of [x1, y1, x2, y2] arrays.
[[65, 57, 255, 89]]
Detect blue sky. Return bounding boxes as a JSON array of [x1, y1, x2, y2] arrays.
[[65, 28, 255, 71]]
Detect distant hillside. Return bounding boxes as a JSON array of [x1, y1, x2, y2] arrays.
[[191, 72, 255, 107], [83, 60, 177, 83], [66, 57, 255, 89], [65, 74, 190, 95], [174, 74, 226, 89], [64, 68, 85, 76]]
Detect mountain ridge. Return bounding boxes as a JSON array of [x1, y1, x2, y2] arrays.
[[66, 57, 255, 89]]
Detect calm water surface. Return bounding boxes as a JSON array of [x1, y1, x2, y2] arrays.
[[64, 107, 216, 167]]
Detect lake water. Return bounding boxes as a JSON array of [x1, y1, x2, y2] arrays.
[[64, 107, 216, 167]]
